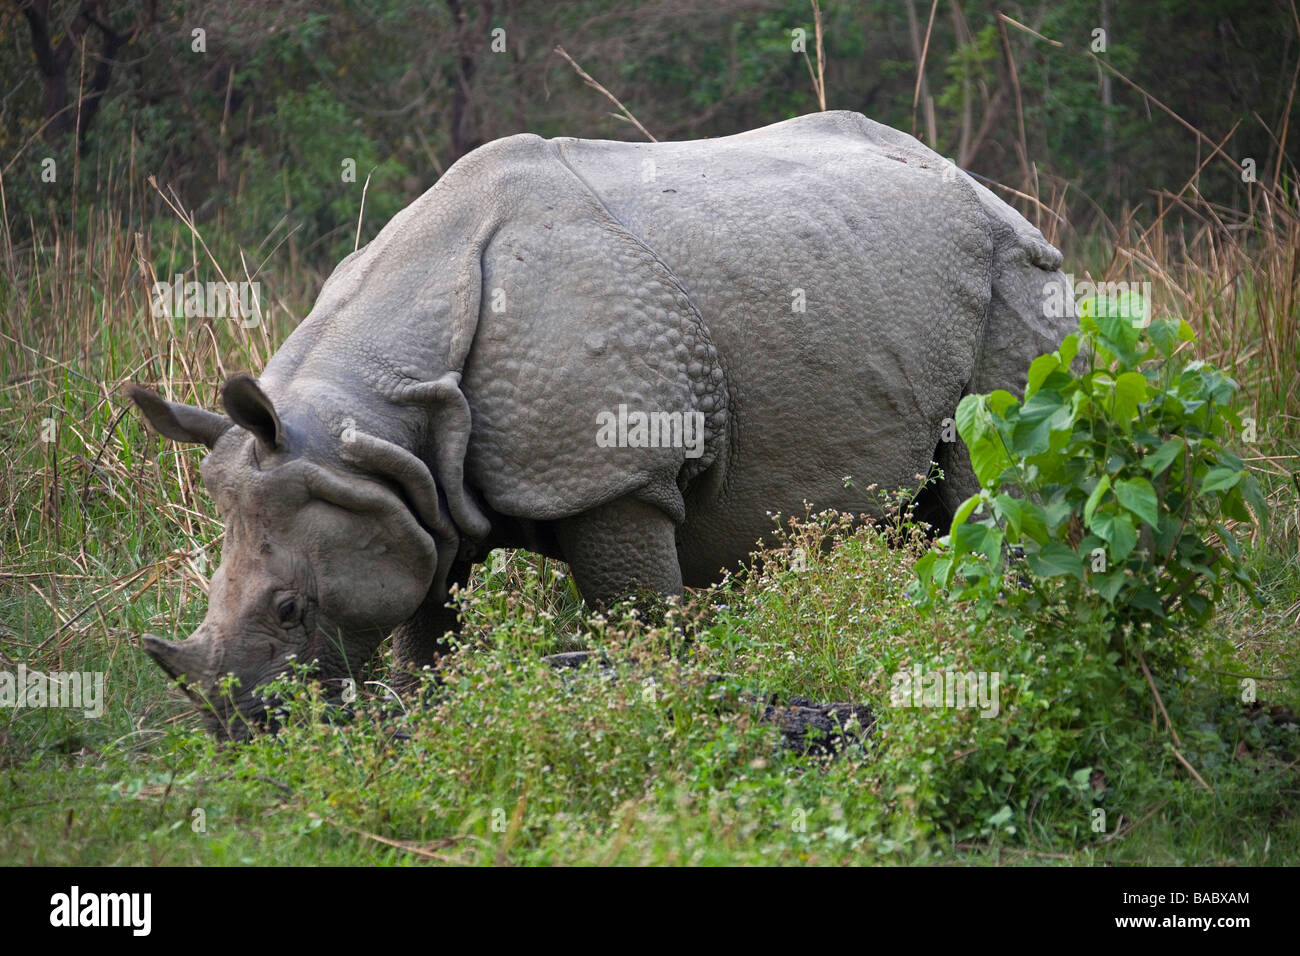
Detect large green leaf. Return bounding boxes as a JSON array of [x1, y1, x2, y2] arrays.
[[1110, 372, 1149, 428], [1044, 498, 1074, 533], [1025, 542, 1084, 580], [1025, 354, 1060, 399], [1147, 316, 1192, 357], [1114, 477, 1159, 528], [953, 521, 1004, 561], [956, 394, 1015, 488], [1131, 587, 1167, 618], [1056, 333, 1080, 370], [1090, 568, 1127, 604], [1084, 474, 1111, 526], [949, 493, 984, 534], [1200, 467, 1242, 493], [1090, 511, 1138, 560], [1154, 316, 1185, 356], [988, 390, 1020, 418], [1143, 436, 1184, 477], [1213, 522, 1240, 560], [953, 393, 986, 445], [912, 551, 940, 588], [993, 494, 1024, 537], [1220, 484, 1252, 522], [1242, 474, 1268, 529], [1016, 500, 1050, 542], [1010, 389, 1069, 456], [1086, 294, 1145, 365]]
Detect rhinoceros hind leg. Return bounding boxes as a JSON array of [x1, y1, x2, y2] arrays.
[[555, 495, 683, 610], [936, 427, 982, 527]]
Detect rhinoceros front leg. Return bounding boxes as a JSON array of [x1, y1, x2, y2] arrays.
[[390, 562, 472, 676], [555, 496, 683, 611]]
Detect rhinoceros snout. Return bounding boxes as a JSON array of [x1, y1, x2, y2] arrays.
[[141, 632, 251, 736], [141, 633, 339, 740]]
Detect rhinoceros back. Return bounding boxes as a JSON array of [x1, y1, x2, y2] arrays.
[[545, 111, 1000, 577]]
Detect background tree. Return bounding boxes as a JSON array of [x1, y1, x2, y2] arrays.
[[1, 0, 1295, 258]]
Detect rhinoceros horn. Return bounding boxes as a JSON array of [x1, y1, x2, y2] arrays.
[[140, 629, 217, 688]]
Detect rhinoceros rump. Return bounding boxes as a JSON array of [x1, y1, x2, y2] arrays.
[[130, 111, 1074, 738]]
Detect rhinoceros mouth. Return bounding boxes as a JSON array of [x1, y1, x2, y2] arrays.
[[184, 687, 280, 742], [214, 700, 275, 741]]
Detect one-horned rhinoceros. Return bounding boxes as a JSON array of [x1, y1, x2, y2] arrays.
[[129, 110, 1075, 737]]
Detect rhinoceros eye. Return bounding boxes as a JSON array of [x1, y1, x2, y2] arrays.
[[276, 594, 303, 627]]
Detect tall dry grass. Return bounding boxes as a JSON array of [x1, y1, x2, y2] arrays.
[[0, 149, 320, 682]]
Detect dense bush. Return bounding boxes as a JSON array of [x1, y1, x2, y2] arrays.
[[897, 292, 1280, 841], [913, 293, 1265, 642]]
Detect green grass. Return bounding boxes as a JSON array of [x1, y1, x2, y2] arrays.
[[3, 503, 1297, 864]]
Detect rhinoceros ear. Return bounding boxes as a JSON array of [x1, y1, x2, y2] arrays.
[[221, 373, 283, 451], [126, 384, 233, 449]]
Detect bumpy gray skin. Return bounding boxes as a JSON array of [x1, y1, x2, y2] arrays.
[[130, 111, 1074, 738]]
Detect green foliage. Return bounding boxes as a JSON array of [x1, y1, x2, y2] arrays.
[[912, 292, 1265, 643], [896, 291, 1289, 843], [234, 85, 409, 262], [6, 0, 1292, 252], [3, 489, 1295, 863]]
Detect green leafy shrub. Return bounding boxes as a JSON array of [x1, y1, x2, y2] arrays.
[[894, 295, 1283, 842], [912, 291, 1265, 643]]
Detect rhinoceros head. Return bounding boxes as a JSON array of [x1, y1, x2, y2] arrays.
[[126, 373, 466, 739]]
